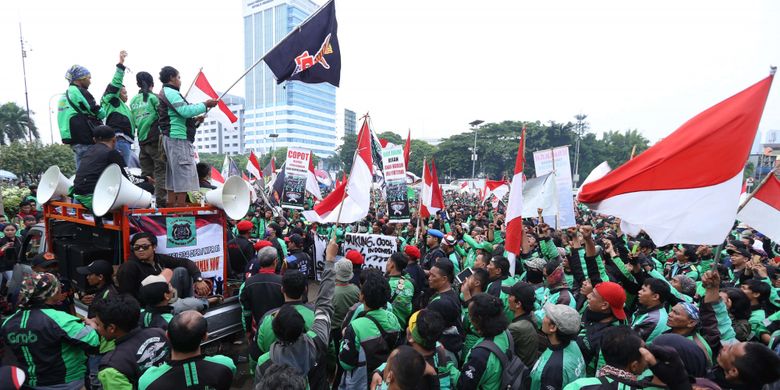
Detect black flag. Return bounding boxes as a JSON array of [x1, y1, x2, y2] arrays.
[[264, 0, 340, 87]]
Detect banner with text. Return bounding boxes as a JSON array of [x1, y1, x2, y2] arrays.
[[382, 146, 410, 223], [132, 214, 226, 295], [313, 233, 329, 280], [343, 233, 397, 272], [282, 148, 312, 209], [532, 146, 576, 229]]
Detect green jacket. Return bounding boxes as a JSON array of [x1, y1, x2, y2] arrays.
[[339, 308, 402, 374], [257, 302, 314, 354], [564, 374, 665, 389], [630, 305, 670, 343], [458, 331, 512, 390], [388, 274, 414, 329], [129, 90, 160, 143], [101, 64, 135, 139], [530, 340, 586, 390], [158, 85, 205, 140], [58, 84, 106, 145]]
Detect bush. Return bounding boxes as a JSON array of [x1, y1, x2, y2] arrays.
[[2, 186, 31, 217]]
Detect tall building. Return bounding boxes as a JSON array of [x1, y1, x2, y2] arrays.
[[243, 0, 337, 156], [193, 93, 245, 155], [343, 108, 356, 136]]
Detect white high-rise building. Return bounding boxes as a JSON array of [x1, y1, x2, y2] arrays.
[[243, 0, 338, 156], [193, 93, 245, 155]]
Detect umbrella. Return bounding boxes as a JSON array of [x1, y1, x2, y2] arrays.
[[0, 170, 18, 180]]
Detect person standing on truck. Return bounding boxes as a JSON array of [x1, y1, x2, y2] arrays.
[[72, 125, 152, 211], [156, 66, 218, 208], [130, 71, 166, 207], [101, 50, 136, 166], [117, 232, 211, 300], [58, 63, 105, 168], [1, 272, 100, 388]]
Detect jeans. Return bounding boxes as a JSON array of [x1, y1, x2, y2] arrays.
[[87, 354, 103, 390], [72, 144, 91, 170], [115, 138, 134, 167], [170, 267, 208, 313]]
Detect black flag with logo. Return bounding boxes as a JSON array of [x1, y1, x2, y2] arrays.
[[264, 0, 340, 87]]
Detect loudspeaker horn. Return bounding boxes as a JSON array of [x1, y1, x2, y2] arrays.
[[206, 176, 250, 220], [93, 164, 152, 217], [38, 165, 73, 204]]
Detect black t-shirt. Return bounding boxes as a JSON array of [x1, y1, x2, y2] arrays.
[[427, 289, 464, 353], [227, 236, 254, 276], [73, 143, 126, 195]]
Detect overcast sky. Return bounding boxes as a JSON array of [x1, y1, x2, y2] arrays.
[[0, 0, 778, 146]]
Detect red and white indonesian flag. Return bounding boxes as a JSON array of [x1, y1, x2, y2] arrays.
[[246, 151, 262, 181], [210, 167, 225, 186], [186, 71, 238, 130], [307, 156, 322, 199], [303, 119, 373, 223], [482, 180, 510, 205], [577, 161, 611, 195], [738, 174, 780, 243], [579, 74, 774, 246], [421, 159, 444, 218], [505, 128, 526, 259]]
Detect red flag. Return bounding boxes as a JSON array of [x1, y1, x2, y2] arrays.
[[430, 159, 444, 210], [187, 71, 238, 129], [306, 154, 322, 199], [505, 126, 526, 258], [403, 129, 411, 170], [482, 179, 510, 205], [246, 151, 262, 181], [210, 166, 225, 185], [579, 74, 774, 245]]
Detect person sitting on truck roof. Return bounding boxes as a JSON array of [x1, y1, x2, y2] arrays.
[[117, 232, 211, 300], [228, 220, 255, 280], [139, 275, 175, 331], [72, 125, 152, 211], [139, 311, 236, 390], [1, 272, 100, 388], [187, 162, 217, 204], [240, 246, 285, 364]]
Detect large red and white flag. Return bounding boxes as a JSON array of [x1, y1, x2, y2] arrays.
[[737, 174, 780, 243], [420, 159, 444, 218], [306, 156, 323, 199], [505, 127, 526, 259], [303, 119, 372, 223], [579, 74, 774, 245], [246, 151, 263, 181], [186, 71, 238, 130], [210, 166, 225, 186], [482, 179, 510, 205]]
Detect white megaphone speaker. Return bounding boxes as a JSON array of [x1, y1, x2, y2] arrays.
[[38, 165, 73, 204], [206, 176, 250, 220], [93, 164, 152, 217]]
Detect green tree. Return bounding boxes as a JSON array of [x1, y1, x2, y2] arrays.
[[336, 133, 358, 172], [0, 142, 74, 182], [0, 102, 39, 144], [377, 131, 403, 145]]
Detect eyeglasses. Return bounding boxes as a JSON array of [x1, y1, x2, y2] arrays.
[[132, 244, 152, 251]]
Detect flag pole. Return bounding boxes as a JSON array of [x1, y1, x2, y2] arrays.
[[415, 157, 426, 246], [216, 0, 336, 101], [184, 67, 203, 97], [334, 115, 368, 227]]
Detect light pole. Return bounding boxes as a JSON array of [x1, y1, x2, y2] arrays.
[[469, 120, 484, 179], [573, 114, 588, 185], [269, 133, 279, 156], [48, 93, 62, 144], [19, 23, 32, 142]]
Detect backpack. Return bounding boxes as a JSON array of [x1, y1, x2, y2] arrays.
[[473, 331, 530, 390], [359, 313, 403, 374]]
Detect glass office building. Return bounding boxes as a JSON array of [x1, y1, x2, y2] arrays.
[[243, 0, 337, 156]]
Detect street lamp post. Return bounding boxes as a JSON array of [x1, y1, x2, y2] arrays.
[[269, 133, 279, 155], [469, 120, 484, 179], [48, 93, 62, 144]]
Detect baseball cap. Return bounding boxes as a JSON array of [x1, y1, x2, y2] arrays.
[[31, 252, 58, 268], [543, 303, 581, 336], [288, 233, 304, 247], [345, 250, 364, 265], [237, 220, 254, 232], [76, 259, 113, 277], [443, 235, 457, 246], [503, 281, 535, 302], [594, 281, 627, 320]]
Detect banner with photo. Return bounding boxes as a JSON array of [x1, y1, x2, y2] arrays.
[[282, 148, 312, 209], [532, 146, 576, 229], [313, 233, 329, 280], [382, 146, 410, 223], [130, 213, 226, 294], [343, 233, 398, 272]]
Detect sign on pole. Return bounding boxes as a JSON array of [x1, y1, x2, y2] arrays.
[[532, 146, 576, 228], [282, 148, 312, 209], [382, 146, 410, 223]]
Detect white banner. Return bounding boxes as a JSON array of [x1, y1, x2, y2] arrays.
[[533, 146, 576, 228], [522, 172, 558, 216], [343, 233, 398, 272], [282, 148, 312, 209]]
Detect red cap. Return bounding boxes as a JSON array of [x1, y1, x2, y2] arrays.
[[404, 245, 420, 260], [345, 250, 364, 265], [237, 220, 254, 233], [254, 240, 273, 251], [594, 281, 627, 320]]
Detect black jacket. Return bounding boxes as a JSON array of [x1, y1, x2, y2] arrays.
[[227, 236, 254, 277], [73, 143, 127, 195], [99, 327, 168, 386], [116, 254, 202, 299], [239, 270, 284, 362], [0, 236, 22, 271]]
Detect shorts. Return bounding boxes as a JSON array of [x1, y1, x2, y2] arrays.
[[162, 136, 199, 192]]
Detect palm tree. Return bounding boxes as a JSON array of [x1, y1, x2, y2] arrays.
[[0, 102, 39, 145]]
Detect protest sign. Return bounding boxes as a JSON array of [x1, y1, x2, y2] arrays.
[[382, 146, 410, 223], [343, 233, 397, 272], [533, 146, 576, 228], [282, 148, 312, 209]]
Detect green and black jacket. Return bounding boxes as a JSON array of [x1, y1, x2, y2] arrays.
[[58, 83, 106, 145], [98, 327, 169, 390], [339, 308, 403, 376], [139, 305, 174, 331], [157, 84, 206, 141], [129, 89, 160, 144], [139, 354, 236, 390], [630, 304, 670, 343], [101, 64, 135, 140], [530, 340, 586, 390], [457, 331, 512, 390], [388, 273, 414, 329], [0, 305, 100, 387], [563, 374, 665, 389]]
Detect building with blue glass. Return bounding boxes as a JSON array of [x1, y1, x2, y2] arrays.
[[243, 0, 337, 156]]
